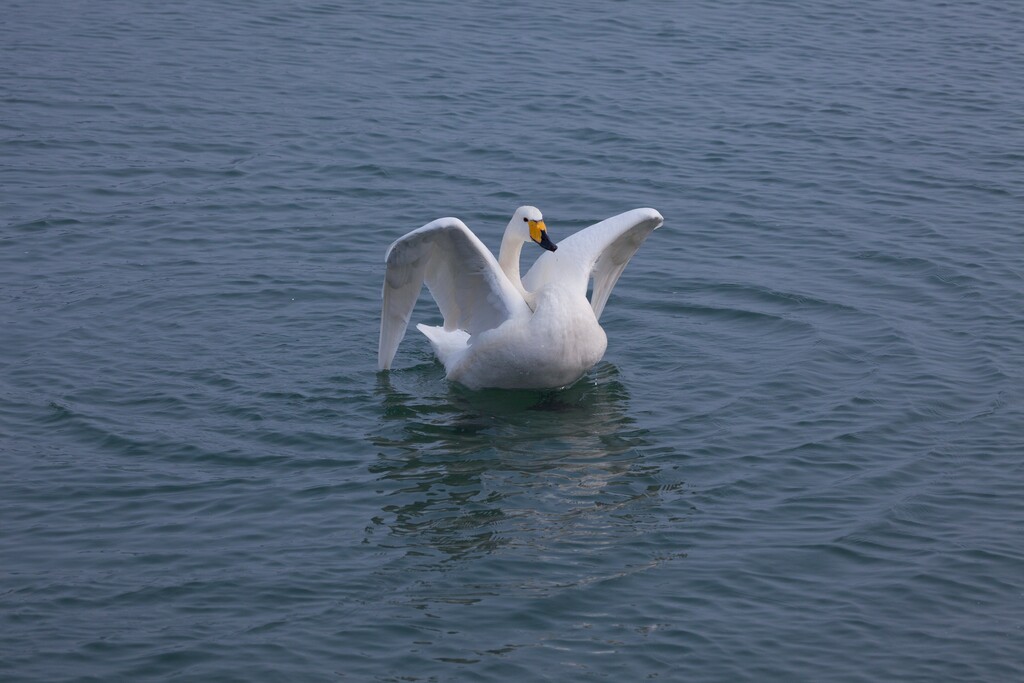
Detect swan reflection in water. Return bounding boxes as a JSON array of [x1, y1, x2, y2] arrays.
[[366, 362, 684, 567]]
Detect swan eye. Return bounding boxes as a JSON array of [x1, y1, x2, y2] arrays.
[[523, 217, 528, 222]]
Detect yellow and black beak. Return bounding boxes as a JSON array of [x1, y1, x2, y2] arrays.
[[528, 219, 557, 252]]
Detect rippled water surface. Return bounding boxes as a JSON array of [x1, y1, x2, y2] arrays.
[[3, 1, 1023, 681]]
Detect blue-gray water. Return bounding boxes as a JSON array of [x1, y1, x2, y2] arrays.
[[2, 1, 1022, 681]]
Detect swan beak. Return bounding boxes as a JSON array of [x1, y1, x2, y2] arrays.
[[529, 220, 558, 252]]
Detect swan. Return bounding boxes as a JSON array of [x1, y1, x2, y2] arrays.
[[378, 206, 664, 390]]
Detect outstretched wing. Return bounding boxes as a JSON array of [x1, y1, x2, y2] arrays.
[[378, 217, 529, 370], [522, 208, 664, 320]]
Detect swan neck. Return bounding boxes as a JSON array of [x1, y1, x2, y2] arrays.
[[498, 230, 530, 300]]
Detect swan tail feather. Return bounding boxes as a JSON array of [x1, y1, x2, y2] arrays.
[[416, 323, 470, 370]]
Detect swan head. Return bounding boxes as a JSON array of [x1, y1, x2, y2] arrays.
[[511, 205, 557, 252]]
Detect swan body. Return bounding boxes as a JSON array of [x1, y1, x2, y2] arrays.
[[378, 206, 664, 390]]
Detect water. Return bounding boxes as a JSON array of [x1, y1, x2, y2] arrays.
[[2, 1, 1022, 680]]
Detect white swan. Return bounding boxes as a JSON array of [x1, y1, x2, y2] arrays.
[[378, 206, 664, 390]]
